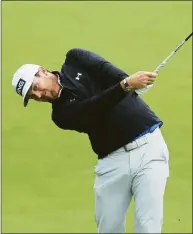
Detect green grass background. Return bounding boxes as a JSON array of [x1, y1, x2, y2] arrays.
[[2, 1, 192, 233]]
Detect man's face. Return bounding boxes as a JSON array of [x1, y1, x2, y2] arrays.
[[29, 67, 59, 103]]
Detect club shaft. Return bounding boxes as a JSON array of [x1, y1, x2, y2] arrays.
[[154, 50, 177, 73], [136, 32, 192, 95], [154, 32, 192, 73], [185, 32, 193, 41]]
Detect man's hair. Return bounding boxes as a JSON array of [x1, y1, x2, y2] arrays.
[[35, 71, 40, 77], [35, 70, 52, 77]]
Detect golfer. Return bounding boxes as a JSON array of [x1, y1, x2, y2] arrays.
[[12, 48, 169, 233]]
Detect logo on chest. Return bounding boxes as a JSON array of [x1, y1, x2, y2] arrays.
[[75, 72, 82, 80]]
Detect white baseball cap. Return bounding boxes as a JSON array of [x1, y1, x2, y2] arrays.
[[12, 64, 41, 107]]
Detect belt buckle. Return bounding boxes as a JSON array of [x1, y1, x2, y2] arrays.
[[124, 141, 138, 152], [128, 135, 148, 151], [136, 135, 148, 147], [124, 135, 148, 152]]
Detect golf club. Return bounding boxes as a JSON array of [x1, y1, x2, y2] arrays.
[[136, 32, 193, 95]]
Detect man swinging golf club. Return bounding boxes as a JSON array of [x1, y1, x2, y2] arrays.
[[12, 47, 168, 233], [12, 31, 192, 232]]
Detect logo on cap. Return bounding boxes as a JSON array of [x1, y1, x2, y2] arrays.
[[16, 78, 26, 96]]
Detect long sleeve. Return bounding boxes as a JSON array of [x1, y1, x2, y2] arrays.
[[65, 48, 129, 88], [52, 82, 128, 132]]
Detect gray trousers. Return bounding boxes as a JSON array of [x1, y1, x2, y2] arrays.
[[94, 128, 169, 233]]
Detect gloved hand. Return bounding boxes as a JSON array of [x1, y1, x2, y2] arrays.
[[135, 84, 154, 95], [120, 71, 157, 94]]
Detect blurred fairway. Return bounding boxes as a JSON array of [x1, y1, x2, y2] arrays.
[[2, 1, 192, 233]]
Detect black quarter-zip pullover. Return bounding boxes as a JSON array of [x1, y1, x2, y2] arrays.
[[52, 48, 162, 158]]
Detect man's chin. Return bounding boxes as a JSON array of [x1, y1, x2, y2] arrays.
[[39, 98, 54, 103]]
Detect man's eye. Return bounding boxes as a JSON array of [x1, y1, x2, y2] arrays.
[[33, 85, 38, 91]]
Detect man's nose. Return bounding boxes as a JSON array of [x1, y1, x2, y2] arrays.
[[33, 91, 42, 99]]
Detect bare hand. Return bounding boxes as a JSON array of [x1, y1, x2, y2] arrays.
[[125, 71, 157, 89]]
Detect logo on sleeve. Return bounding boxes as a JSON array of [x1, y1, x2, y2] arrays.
[[16, 79, 26, 96]]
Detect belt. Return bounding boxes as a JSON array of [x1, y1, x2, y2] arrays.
[[123, 123, 162, 152], [123, 134, 148, 151]]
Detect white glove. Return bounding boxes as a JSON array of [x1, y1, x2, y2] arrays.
[[135, 84, 153, 95]]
